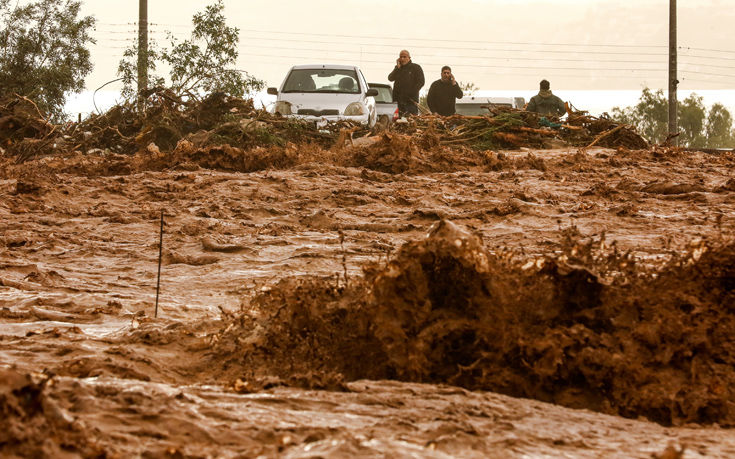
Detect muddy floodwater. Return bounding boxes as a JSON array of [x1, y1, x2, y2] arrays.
[[1, 143, 735, 458]]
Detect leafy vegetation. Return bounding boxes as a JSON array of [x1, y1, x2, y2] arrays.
[[459, 81, 478, 96], [0, 0, 96, 121], [117, 0, 264, 104], [612, 87, 734, 148]]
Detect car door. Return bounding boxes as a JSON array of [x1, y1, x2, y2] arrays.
[[357, 69, 377, 127]]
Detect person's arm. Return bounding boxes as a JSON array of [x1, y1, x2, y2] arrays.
[[557, 98, 567, 115], [454, 84, 463, 99], [526, 97, 537, 112], [427, 81, 438, 113], [388, 66, 399, 82], [415, 64, 425, 92]]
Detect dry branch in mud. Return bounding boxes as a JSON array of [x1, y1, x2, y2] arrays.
[[211, 220, 735, 428]]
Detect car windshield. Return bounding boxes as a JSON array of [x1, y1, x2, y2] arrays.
[[283, 69, 360, 94], [371, 86, 393, 103]]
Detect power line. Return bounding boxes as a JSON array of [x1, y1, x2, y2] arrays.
[[680, 76, 735, 86], [234, 51, 668, 73], [680, 46, 735, 56], [680, 52, 735, 62], [212, 43, 665, 66], [90, 37, 734, 74], [680, 60, 735, 71], [96, 28, 735, 63], [88, 46, 735, 80], [104, 21, 670, 49], [90, 34, 735, 73], [146, 23, 671, 49], [91, 42, 734, 78], [681, 69, 735, 80], [98, 22, 735, 56], [231, 35, 669, 56]]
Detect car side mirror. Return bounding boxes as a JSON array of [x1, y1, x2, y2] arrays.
[[267, 87, 278, 95], [365, 88, 378, 97]]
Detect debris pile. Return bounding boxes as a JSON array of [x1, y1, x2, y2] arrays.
[[0, 96, 61, 162], [563, 110, 649, 149], [68, 90, 370, 155], [393, 110, 555, 149], [391, 107, 648, 150], [1, 91, 651, 165], [1, 91, 372, 162]]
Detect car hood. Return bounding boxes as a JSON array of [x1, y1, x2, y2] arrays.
[[278, 92, 365, 113]]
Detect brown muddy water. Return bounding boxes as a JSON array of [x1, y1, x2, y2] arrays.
[[1, 141, 735, 457]]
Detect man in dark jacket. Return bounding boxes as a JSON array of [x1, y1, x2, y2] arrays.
[[427, 66, 464, 116], [388, 49, 425, 116], [526, 79, 566, 116]]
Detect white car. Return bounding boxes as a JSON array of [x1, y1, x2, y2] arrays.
[[455, 96, 527, 115], [267, 64, 378, 128], [368, 82, 399, 128]]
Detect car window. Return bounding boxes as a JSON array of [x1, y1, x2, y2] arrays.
[[283, 69, 360, 94], [372, 86, 393, 103]]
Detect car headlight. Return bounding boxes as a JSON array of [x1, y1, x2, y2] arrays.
[[344, 102, 366, 116], [274, 101, 292, 115]]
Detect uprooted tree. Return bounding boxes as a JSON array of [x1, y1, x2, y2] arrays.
[[0, 0, 96, 122], [117, 0, 264, 104]]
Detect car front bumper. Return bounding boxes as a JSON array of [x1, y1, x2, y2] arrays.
[[285, 113, 370, 126]]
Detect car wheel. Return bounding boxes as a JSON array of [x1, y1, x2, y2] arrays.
[[376, 115, 389, 130]]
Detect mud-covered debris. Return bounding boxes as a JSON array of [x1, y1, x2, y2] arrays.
[[4, 89, 372, 163], [714, 178, 735, 193], [0, 369, 105, 457], [2, 88, 650, 165], [641, 181, 706, 195], [214, 220, 735, 427], [389, 108, 648, 150], [345, 132, 420, 174], [0, 96, 54, 142], [565, 110, 649, 149]]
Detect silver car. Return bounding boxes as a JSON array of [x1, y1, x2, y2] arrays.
[[368, 83, 399, 128], [267, 64, 378, 128]]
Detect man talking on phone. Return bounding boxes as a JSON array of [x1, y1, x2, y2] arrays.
[[427, 66, 463, 116], [388, 49, 425, 117]]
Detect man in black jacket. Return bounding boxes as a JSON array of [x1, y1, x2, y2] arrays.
[[388, 50, 425, 116], [427, 66, 464, 116]]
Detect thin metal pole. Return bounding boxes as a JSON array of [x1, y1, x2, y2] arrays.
[[668, 0, 678, 145], [137, 0, 148, 113], [154, 210, 163, 318]]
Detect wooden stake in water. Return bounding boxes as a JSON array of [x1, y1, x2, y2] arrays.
[[154, 210, 164, 318]]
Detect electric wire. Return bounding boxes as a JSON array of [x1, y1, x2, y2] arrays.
[[91, 23, 735, 87]]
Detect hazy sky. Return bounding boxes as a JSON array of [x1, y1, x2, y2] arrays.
[[80, 0, 734, 91], [75, 0, 734, 111]]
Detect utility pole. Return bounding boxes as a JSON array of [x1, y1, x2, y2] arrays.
[[668, 0, 678, 145], [137, 0, 148, 113]]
